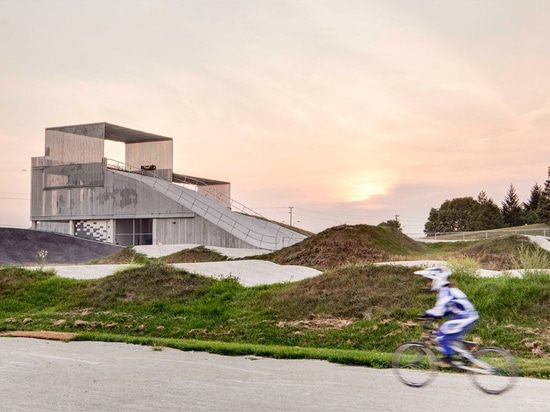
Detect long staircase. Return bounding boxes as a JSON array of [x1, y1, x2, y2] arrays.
[[111, 169, 306, 250]]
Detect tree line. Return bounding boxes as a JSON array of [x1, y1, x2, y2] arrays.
[[424, 168, 550, 234]]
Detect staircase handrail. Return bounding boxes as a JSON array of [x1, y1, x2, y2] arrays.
[[105, 158, 266, 220], [105, 159, 305, 249]]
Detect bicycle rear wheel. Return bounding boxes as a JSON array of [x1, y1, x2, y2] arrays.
[[392, 343, 438, 388], [470, 347, 519, 395]]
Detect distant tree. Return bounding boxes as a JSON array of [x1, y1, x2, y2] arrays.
[[424, 207, 444, 234], [475, 190, 503, 230], [537, 169, 550, 224], [523, 183, 543, 224], [524, 183, 542, 212], [477, 190, 490, 204], [378, 219, 402, 232], [424, 197, 481, 233], [501, 184, 524, 227]]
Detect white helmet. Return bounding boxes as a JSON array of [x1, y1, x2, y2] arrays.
[[414, 267, 451, 291]]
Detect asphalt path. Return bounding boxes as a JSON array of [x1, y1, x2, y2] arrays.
[[1, 338, 549, 412]]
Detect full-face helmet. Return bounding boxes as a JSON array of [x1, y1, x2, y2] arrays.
[[414, 267, 451, 291]]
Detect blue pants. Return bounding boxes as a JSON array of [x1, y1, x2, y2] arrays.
[[436, 316, 478, 356]]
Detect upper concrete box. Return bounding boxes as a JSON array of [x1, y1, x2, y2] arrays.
[[45, 122, 174, 181]]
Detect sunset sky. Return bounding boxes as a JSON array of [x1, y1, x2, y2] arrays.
[[1, 0, 549, 236]]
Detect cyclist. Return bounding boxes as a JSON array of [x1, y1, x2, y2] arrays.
[[414, 267, 479, 366]]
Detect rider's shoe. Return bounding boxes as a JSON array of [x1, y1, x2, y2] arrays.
[[437, 356, 454, 368]]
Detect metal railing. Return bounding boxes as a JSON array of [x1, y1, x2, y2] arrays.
[[105, 158, 265, 220], [421, 227, 550, 241]]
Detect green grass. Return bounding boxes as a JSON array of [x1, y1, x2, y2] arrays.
[[1, 261, 550, 378]]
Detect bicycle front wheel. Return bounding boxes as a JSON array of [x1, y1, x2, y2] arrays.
[[470, 347, 519, 395], [392, 343, 438, 388]]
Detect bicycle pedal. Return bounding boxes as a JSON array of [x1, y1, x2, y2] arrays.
[[436, 358, 454, 368]]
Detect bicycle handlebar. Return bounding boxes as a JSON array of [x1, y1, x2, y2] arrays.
[[416, 317, 438, 335]]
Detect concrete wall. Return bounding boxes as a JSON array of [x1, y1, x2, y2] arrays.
[[126, 140, 173, 181], [31, 169, 193, 220], [154, 217, 256, 248], [34, 221, 72, 235], [45, 130, 104, 163]]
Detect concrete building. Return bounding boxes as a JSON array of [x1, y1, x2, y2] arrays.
[[31, 122, 305, 250]]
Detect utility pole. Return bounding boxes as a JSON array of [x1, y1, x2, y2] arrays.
[[289, 207, 294, 226], [394, 214, 402, 232]]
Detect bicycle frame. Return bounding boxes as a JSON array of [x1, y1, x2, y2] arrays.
[[418, 319, 494, 374]]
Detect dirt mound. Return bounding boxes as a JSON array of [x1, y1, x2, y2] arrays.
[[260, 224, 429, 270], [0, 331, 77, 341]]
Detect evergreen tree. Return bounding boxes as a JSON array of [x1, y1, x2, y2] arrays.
[[524, 183, 542, 211], [524, 183, 542, 224], [475, 190, 503, 229], [501, 184, 524, 227], [537, 168, 550, 224], [477, 190, 489, 204]]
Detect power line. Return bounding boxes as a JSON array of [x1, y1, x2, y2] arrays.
[[295, 207, 394, 220], [250, 207, 290, 210], [254, 207, 410, 222]]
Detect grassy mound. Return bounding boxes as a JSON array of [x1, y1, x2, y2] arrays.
[[447, 235, 538, 270], [91, 247, 148, 265], [253, 264, 431, 320], [160, 246, 227, 264], [0, 267, 56, 299], [79, 262, 215, 307]]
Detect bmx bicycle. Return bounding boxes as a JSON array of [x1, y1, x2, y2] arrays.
[[392, 318, 518, 395]]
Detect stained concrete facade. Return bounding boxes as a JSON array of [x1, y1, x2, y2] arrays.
[[31, 123, 305, 250]]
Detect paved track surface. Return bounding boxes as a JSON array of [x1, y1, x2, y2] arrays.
[[0, 338, 548, 412], [0, 228, 123, 265]]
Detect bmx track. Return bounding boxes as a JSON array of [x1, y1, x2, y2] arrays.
[[0, 338, 549, 412]]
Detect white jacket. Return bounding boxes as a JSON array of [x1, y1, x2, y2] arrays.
[[425, 286, 478, 320]]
